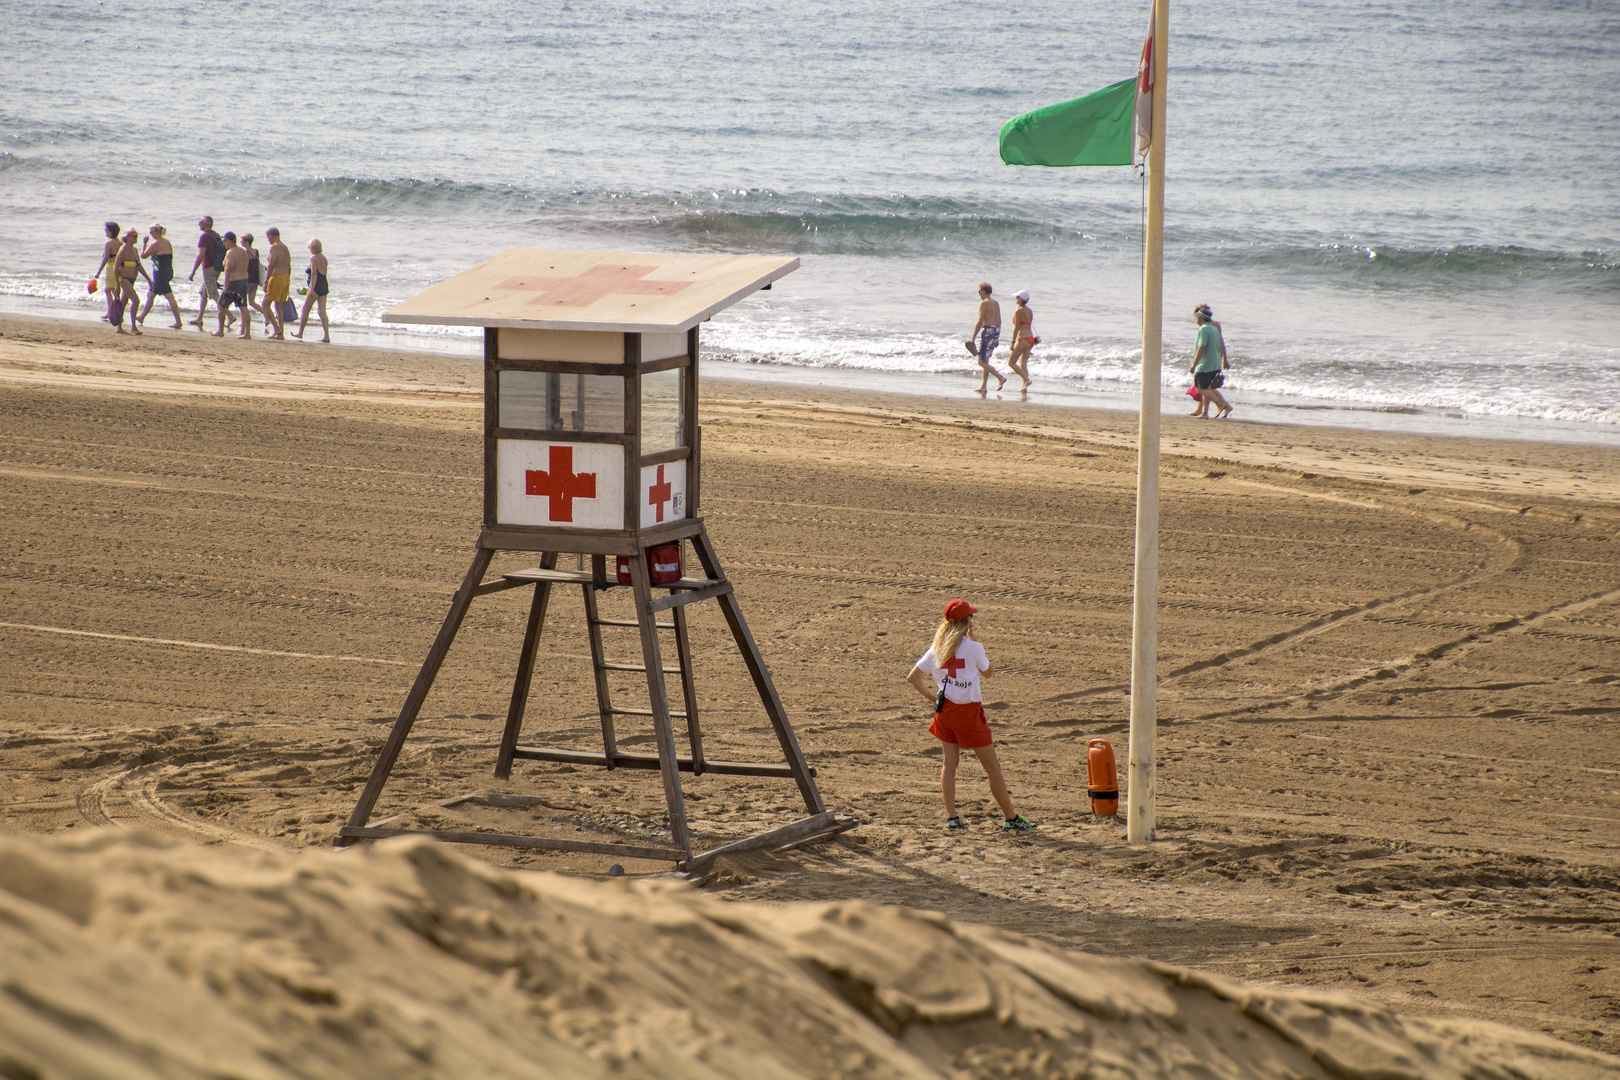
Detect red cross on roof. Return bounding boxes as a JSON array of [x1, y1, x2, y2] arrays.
[[647, 464, 673, 523], [493, 264, 695, 308], [525, 445, 597, 522], [942, 656, 967, 677]]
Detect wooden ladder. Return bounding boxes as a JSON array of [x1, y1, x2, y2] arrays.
[[581, 577, 708, 776]]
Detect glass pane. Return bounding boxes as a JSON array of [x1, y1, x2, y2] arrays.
[[640, 368, 683, 453], [498, 370, 623, 432]]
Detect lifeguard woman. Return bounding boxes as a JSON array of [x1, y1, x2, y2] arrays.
[[906, 599, 1036, 832]]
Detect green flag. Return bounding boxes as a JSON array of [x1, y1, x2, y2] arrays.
[[999, 77, 1136, 167]]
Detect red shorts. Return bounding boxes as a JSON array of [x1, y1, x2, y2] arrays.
[[929, 700, 993, 750]]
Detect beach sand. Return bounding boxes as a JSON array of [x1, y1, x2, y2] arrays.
[[2, 313, 1618, 1060], [6, 830, 1617, 1080]]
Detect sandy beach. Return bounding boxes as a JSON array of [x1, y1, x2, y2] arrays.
[[3, 313, 1619, 1064]]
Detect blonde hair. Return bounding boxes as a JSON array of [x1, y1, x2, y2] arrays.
[[931, 616, 971, 666], [308, 238, 322, 253], [149, 223, 165, 237]]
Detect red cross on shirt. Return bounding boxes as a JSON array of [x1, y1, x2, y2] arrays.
[[525, 445, 596, 522], [493, 264, 694, 308], [647, 464, 672, 522], [941, 656, 967, 678]]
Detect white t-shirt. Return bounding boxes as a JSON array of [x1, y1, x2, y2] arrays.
[[917, 638, 989, 704]]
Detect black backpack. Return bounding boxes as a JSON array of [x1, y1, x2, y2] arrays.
[[207, 232, 225, 272]]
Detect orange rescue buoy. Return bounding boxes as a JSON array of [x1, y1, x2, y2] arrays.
[[1086, 738, 1119, 816]]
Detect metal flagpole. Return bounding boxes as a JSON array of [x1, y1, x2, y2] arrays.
[[1128, 0, 1168, 844]]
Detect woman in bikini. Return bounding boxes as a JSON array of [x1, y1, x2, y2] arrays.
[[1007, 290, 1037, 391], [138, 224, 182, 330], [113, 229, 150, 335], [293, 238, 330, 343]]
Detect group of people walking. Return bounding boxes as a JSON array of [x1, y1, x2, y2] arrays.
[[94, 216, 331, 342], [962, 284, 1236, 416]]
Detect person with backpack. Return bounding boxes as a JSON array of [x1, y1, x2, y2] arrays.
[[905, 599, 1036, 832], [188, 216, 224, 328]]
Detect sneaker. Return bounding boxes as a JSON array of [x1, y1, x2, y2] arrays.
[[944, 816, 968, 831], [1002, 814, 1037, 832]]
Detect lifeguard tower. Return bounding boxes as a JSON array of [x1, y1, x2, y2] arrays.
[[337, 249, 848, 870]]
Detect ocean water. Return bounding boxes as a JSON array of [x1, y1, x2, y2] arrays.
[[2, 0, 1617, 436]]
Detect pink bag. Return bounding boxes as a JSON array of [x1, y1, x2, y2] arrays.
[[1185, 385, 1202, 402]]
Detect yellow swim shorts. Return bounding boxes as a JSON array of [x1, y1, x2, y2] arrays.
[[264, 273, 290, 303]]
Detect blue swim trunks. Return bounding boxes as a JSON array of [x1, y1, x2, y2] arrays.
[[978, 326, 1000, 364]]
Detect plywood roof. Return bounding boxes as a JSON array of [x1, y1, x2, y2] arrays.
[[382, 249, 799, 333]]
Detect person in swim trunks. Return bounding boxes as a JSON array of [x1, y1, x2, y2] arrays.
[[293, 237, 330, 343], [139, 223, 182, 330], [905, 599, 1035, 832], [964, 282, 1005, 393], [212, 232, 252, 339], [1189, 303, 1231, 419], [259, 226, 291, 339]]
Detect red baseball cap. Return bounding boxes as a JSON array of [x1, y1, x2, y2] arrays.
[[943, 598, 977, 621]]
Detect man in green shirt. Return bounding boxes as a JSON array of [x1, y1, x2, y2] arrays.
[[1189, 304, 1231, 419]]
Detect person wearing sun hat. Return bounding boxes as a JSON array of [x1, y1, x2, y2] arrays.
[[1007, 290, 1038, 391], [905, 598, 1036, 832]]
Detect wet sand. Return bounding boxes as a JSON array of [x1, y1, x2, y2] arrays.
[[2, 313, 1618, 1056]]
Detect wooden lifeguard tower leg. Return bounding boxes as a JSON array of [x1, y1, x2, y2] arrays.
[[689, 525, 825, 816], [627, 551, 693, 857], [344, 547, 493, 833], [671, 603, 704, 774], [494, 552, 558, 780]]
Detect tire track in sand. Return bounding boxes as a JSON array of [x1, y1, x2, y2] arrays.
[[1039, 478, 1525, 704], [1199, 584, 1620, 721], [75, 764, 283, 851]]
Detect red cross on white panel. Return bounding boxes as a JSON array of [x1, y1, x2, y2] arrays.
[[525, 445, 597, 522], [942, 656, 967, 678], [647, 464, 673, 523]]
